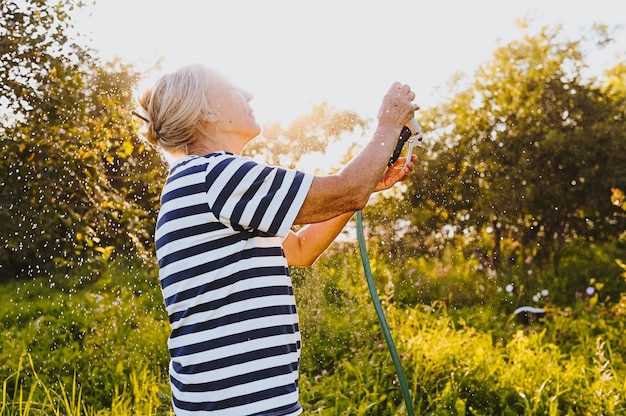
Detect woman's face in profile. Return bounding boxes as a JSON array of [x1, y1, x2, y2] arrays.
[[208, 71, 261, 142]]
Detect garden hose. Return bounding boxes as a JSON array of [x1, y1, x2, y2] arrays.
[[355, 210, 415, 416], [352, 119, 423, 416]]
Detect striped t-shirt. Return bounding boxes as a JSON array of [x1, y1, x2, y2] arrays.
[[155, 151, 314, 416]]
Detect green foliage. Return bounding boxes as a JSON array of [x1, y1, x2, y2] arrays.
[[1, 353, 173, 415], [0, 0, 81, 120], [0, 0, 167, 279], [401, 25, 626, 279], [2, 245, 626, 414], [295, 250, 626, 415], [0, 260, 170, 410]]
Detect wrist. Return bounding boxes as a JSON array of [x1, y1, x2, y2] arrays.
[[374, 122, 403, 142]]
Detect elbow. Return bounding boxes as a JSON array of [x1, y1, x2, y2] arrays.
[[295, 235, 317, 267]]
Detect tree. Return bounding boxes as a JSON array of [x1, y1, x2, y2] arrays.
[[403, 25, 626, 275], [0, 0, 165, 279], [244, 102, 368, 171]]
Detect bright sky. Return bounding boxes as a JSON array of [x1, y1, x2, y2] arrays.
[[76, 0, 624, 127]]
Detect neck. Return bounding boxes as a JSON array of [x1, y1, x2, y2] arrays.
[[168, 130, 247, 159], [189, 132, 246, 155]]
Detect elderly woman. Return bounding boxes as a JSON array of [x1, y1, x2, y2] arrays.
[[136, 64, 417, 416]]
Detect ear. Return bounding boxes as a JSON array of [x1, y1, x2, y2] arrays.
[[203, 111, 219, 123]]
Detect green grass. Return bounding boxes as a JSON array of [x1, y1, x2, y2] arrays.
[[1, 352, 172, 415], [1, 241, 625, 415]]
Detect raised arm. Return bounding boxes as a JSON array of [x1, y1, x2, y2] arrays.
[[293, 82, 418, 225], [285, 155, 416, 266]]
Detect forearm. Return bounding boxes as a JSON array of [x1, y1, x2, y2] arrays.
[[339, 123, 403, 207], [296, 210, 355, 266], [292, 123, 404, 225]]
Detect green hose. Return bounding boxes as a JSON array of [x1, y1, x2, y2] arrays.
[[355, 209, 415, 416]]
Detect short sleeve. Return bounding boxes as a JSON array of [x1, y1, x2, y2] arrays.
[[204, 153, 314, 238]]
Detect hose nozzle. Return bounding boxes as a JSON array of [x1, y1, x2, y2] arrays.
[[387, 119, 423, 168]]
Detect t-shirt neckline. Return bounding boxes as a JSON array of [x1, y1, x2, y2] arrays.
[[169, 150, 235, 172]]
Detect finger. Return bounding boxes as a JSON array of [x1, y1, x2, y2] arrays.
[[391, 157, 405, 168]]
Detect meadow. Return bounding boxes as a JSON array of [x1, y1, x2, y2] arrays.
[[2, 238, 625, 415]]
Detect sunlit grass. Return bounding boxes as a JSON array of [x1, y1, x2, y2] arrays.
[[1, 245, 625, 415], [1, 353, 172, 416]]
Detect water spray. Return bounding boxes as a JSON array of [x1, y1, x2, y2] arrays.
[[354, 117, 422, 416]]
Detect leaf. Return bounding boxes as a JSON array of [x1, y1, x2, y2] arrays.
[[95, 246, 115, 261], [116, 140, 134, 159]]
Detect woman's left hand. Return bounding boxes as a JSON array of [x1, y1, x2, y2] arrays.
[[373, 154, 417, 192]]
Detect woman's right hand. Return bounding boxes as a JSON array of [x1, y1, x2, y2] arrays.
[[377, 82, 419, 129]]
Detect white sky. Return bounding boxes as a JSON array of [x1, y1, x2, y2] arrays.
[[75, 0, 625, 128]]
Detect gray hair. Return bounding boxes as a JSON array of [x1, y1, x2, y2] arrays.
[[136, 64, 215, 153]]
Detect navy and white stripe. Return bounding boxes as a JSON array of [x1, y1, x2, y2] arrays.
[[155, 151, 313, 416]]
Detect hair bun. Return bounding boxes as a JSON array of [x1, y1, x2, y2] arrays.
[[147, 121, 161, 146]]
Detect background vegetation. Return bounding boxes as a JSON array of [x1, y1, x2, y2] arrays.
[[1, 0, 625, 414]]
